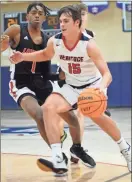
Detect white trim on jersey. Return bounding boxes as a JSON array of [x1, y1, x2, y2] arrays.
[[9, 80, 35, 103], [10, 64, 15, 80]]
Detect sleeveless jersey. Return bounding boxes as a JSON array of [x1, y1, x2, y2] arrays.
[[53, 32, 101, 87], [10, 24, 50, 80]]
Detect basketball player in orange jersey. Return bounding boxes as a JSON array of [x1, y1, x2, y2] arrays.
[[10, 5, 131, 174], [0, 2, 86, 152]]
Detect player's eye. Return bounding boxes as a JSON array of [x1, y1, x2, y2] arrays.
[[64, 20, 69, 23], [31, 11, 37, 15], [38, 12, 44, 16], [81, 13, 86, 16]]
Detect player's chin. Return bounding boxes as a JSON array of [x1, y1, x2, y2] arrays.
[[62, 30, 68, 36], [32, 21, 41, 26]]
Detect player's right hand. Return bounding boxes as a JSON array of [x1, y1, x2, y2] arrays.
[[9, 51, 24, 64], [0, 35, 10, 52]]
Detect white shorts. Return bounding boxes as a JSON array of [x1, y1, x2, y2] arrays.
[[50, 79, 107, 107]]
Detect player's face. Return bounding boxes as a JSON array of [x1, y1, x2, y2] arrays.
[[26, 6, 46, 27], [81, 10, 88, 29], [59, 13, 80, 36]]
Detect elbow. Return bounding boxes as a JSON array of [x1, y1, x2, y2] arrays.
[[109, 72, 113, 85]]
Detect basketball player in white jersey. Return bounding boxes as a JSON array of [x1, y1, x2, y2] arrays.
[[58, 3, 111, 164], [10, 5, 131, 174]]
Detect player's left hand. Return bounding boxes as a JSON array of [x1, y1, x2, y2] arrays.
[[94, 87, 108, 99]]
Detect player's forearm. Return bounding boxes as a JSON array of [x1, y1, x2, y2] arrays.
[[100, 72, 112, 89], [1, 43, 9, 52], [23, 50, 49, 62]]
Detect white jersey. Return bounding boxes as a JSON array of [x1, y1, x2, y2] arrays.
[[53, 32, 101, 87]]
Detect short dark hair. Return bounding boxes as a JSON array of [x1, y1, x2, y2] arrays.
[[75, 3, 88, 12], [58, 5, 82, 27], [27, 2, 51, 16]]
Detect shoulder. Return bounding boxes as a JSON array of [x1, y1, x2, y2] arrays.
[[54, 32, 62, 39], [5, 24, 20, 34], [86, 39, 100, 55], [46, 36, 55, 47], [3, 24, 20, 41]]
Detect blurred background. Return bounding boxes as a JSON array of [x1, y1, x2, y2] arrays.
[[1, 1, 131, 110]]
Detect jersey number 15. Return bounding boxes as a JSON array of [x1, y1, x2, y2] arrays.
[[68, 63, 81, 74]]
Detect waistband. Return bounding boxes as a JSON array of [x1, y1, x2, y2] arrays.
[[58, 78, 100, 89]]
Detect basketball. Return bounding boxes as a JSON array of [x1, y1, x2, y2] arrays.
[[78, 88, 107, 117]]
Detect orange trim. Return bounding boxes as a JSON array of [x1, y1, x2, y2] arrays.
[[31, 62, 36, 73], [62, 32, 82, 51]]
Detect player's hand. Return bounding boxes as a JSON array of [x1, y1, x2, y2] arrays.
[[94, 87, 108, 99], [95, 87, 104, 93], [9, 51, 24, 64], [0, 35, 10, 51]]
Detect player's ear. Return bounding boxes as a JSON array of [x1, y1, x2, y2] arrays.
[[75, 20, 80, 27]]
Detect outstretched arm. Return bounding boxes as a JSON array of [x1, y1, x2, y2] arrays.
[[10, 37, 55, 64]]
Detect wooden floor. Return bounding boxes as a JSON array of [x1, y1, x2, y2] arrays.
[[1, 154, 131, 182], [1, 109, 131, 182]]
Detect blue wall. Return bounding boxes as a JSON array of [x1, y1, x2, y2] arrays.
[[1, 62, 131, 109]]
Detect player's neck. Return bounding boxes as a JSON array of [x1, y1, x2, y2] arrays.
[[64, 30, 81, 43], [28, 24, 41, 33], [81, 27, 86, 32], [81, 24, 86, 32]]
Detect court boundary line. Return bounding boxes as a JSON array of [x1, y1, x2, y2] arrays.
[[1, 152, 127, 168], [104, 172, 131, 182]]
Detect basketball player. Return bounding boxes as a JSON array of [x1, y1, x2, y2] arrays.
[[10, 5, 131, 174], [58, 3, 111, 164], [1, 2, 76, 147]]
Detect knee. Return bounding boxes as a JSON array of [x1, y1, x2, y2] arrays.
[[42, 102, 57, 113]]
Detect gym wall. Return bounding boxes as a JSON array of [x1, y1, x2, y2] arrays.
[[1, 1, 131, 109]]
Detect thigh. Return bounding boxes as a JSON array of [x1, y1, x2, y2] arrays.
[[20, 95, 43, 121], [50, 81, 79, 107], [43, 93, 72, 113]]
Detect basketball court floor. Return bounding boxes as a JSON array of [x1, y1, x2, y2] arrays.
[[1, 108, 131, 182]]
